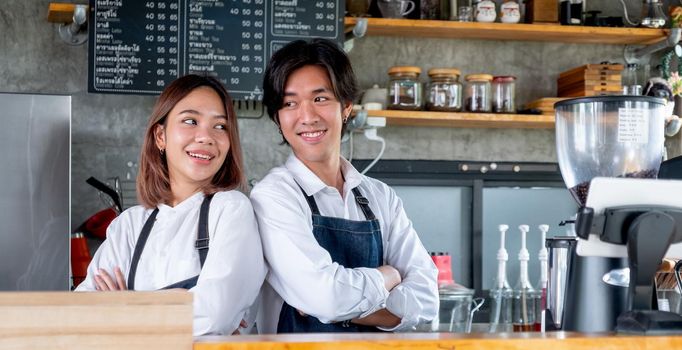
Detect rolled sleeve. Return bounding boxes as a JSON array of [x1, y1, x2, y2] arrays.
[[378, 186, 440, 331]]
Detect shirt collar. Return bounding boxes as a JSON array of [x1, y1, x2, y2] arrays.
[[157, 191, 205, 215], [285, 153, 363, 197]]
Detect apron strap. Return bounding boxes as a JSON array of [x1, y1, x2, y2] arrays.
[[127, 194, 213, 290], [128, 208, 159, 290], [295, 182, 378, 221], [295, 183, 321, 216], [195, 193, 214, 268], [351, 187, 376, 221]]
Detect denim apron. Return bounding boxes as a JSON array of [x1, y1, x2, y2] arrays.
[[127, 194, 213, 290], [277, 185, 384, 333]]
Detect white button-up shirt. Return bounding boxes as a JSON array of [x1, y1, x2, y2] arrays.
[[76, 191, 266, 336], [251, 154, 438, 333]]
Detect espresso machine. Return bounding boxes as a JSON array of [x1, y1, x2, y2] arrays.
[[548, 95, 682, 334]]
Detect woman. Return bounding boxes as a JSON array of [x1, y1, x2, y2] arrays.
[[76, 75, 266, 336], [251, 39, 438, 333]]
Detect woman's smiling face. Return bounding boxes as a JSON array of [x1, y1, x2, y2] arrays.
[[155, 86, 231, 191]]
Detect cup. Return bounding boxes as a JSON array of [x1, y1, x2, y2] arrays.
[[457, 6, 473, 21], [546, 236, 577, 330], [377, 0, 415, 18]]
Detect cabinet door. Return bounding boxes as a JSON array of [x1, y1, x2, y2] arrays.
[[393, 185, 473, 286]]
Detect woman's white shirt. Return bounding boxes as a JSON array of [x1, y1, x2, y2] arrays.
[[250, 154, 439, 333], [75, 191, 266, 336]]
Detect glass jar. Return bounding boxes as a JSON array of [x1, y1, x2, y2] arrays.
[[415, 282, 475, 332], [465, 74, 493, 112], [387, 66, 423, 110], [492, 75, 516, 113], [426, 68, 463, 112]]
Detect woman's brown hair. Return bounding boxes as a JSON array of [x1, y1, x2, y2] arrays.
[[137, 74, 246, 208]]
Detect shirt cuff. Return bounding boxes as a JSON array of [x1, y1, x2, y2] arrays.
[[377, 285, 420, 332], [355, 267, 390, 318]]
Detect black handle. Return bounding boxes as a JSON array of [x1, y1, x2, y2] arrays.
[[86, 176, 122, 212]]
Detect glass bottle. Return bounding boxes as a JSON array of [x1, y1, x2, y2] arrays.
[[512, 225, 536, 332], [533, 225, 549, 332], [465, 74, 492, 112], [426, 68, 463, 112], [640, 0, 666, 29], [492, 76, 516, 113], [489, 224, 513, 333], [387, 66, 423, 111]]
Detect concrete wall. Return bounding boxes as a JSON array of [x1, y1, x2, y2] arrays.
[[1, 0, 680, 228]]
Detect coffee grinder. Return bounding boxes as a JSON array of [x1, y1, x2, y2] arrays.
[[551, 95, 682, 334]]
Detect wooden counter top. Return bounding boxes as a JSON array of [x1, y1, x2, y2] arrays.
[[194, 332, 682, 350]]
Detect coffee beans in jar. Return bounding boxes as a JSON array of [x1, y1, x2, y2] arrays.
[[387, 66, 423, 111], [492, 75, 516, 113], [465, 74, 493, 113], [426, 68, 463, 112]]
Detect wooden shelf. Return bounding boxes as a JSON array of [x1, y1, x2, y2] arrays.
[[362, 109, 555, 129], [345, 17, 667, 45]]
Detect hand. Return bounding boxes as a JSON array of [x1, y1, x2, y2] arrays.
[[377, 265, 402, 292], [231, 319, 248, 335], [351, 308, 401, 328], [94, 267, 127, 291]]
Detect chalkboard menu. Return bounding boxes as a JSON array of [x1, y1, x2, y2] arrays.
[[88, 0, 344, 99]]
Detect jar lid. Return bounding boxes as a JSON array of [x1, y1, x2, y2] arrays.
[[465, 74, 493, 82], [438, 282, 474, 297], [493, 75, 516, 83], [388, 66, 422, 76], [428, 68, 461, 78]]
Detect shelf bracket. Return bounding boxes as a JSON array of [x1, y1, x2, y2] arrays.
[[624, 28, 681, 65], [48, 3, 88, 46], [343, 18, 368, 53]]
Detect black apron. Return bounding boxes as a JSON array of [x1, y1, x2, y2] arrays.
[[277, 185, 384, 333], [127, 194, 213, 290]]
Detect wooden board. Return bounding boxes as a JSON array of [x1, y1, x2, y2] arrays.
[[558, 80, 622, 92], [558, 64, 624, 80], [0, 291, 193, 350], [558, 73, 622, 87], [559, 90, 622, 97], [525, 97, 568, 115]]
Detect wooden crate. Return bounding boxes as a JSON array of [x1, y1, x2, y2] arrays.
[[0, 291, 193, 350], [558, 64, 623, 97], [526, 0, 559, 23]]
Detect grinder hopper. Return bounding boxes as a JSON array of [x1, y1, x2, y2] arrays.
[[554, 95, 666, 206]]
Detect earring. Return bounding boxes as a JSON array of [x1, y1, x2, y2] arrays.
[[159, 148, 165, 157], [343, 114, 349, 124]]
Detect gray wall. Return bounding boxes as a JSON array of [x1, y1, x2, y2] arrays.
[[1, 0, 680, 228]]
